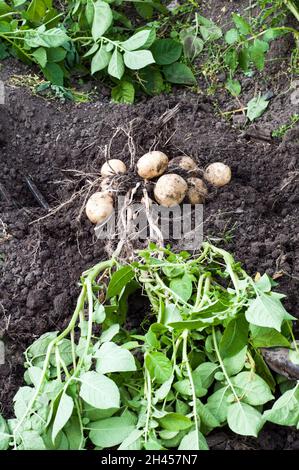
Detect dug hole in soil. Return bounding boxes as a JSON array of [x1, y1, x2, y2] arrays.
[[0, 52, 299, 449]]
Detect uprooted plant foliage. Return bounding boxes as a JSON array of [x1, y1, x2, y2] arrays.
[[1, 242, 299, 450]]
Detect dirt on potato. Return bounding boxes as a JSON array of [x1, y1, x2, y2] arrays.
[[1, 0, 299, 450]]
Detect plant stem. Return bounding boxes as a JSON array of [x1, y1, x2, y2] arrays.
[[212, 327, 240, 403], [182, 329, 199, 448]]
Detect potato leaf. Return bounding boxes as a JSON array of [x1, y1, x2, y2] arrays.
[[79, 371, 120, 409], [227, 402, 263, 437], [92, 0, 113, 41], [95, 342, 136, 374]]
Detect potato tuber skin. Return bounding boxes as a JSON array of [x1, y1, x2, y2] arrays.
[[154, 174, 188, 207], [101, 159, 127, 177], [187, 177, 208, 204], [204, 162, 231, 187], [169, 156, 198, 173], [86, 192, 114, 224], [137, 151, 168, 179]]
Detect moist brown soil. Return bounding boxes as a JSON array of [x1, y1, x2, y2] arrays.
[[1, 1, 299, 450]]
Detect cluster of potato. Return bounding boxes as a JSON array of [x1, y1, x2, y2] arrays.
[[86, 152, 231, 224]]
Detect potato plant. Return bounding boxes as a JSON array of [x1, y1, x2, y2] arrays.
[[1, 243, 298, 450], [0, 0, 298, 103]]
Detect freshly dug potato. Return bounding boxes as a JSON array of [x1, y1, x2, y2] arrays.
[[86, 191, 114, 224], [154, 174, 188, 207], [187, 177, 208, 204], [168, 156, 198, 173], [204, 162, 231, 187], [137, 151, 168, 179], [101, 159, 127, 177]]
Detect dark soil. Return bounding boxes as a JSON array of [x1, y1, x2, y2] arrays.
[[1, 0, 299, 450]]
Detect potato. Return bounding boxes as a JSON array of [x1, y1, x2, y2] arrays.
[[204, 162, 231, 187], [137, 151, 168, 179], [101, 159, 127, 177], [86, 191, 114, 224], [168, 156, 198, 173], [154, 174, 188, 207], [187, 177, 208, 204]]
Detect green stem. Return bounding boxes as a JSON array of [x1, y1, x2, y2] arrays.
[[182, 329, 199, 448], [144, 362, 152, 443], [212, 327, 240, 403]]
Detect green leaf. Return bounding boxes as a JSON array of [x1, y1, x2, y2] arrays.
[[20, 430, 46, 450], [264, 385, 299, 426], [111, 80, 135, 104], [238, 47, 250, 72], [151, 39, 182, 65], [79, 371, 120, 409], [0, 415, 10, 450], [25, 28, 69, 48], [159, 413, 192, 431], [220, 315, 248, 375], [250, 324, 290, 348], [163, 62, 196, 85], [25, 0, 47, 23], [192, 362, 219, 389], [13, 387, 35, 419], [32, 47, 47, 67], [145, 352, 172, 384], [169, 274, 193, 302], [163, 303, 182, 326], [183, 35, 204, 61], [225, 79, 241, 97], [118, 428, 143, 450], [154, 375, 173, 402], [263, 28, 286, 42], [227, 402, 263, 437], [47, 47, 67, 63], [52, 393, 74, 442], [231, 372, 274, 405], [232, 13, 252, 35], [107, 266, 134, 298], [92, 0, 113, 41], [100, 324, 120, 343], [196, 399, 220, 428], [225, 28, 239, 44], [91, 46, 111, 74], [178, 429, 208, 450], [121, 29, 155, 51], [245, 291, 294, 330], [27, 366, 43, 388], [206, 387, 231, 423], [107, 48, 125, 79], [42, 62, 64, 86], [200, 24, 222, 41], [84, 42, 99, 58], [224, 49, 238, 72], [93, 302, 106, 324], [95, 342, 136, 374], [123, 49, 155, 70], [89, 415, 136, 448], [249, 39, 269, 71], [139, 66, 165, 95]]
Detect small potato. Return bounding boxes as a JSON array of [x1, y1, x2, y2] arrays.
[[137, 151, 168, 179], [154, 174, 188, 207], [204, 162, 231, 187], [187, 177, 208, 204], [101, 159, 127, 177], [86, 191, 114, 224], [168, 156, 199, 173]]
